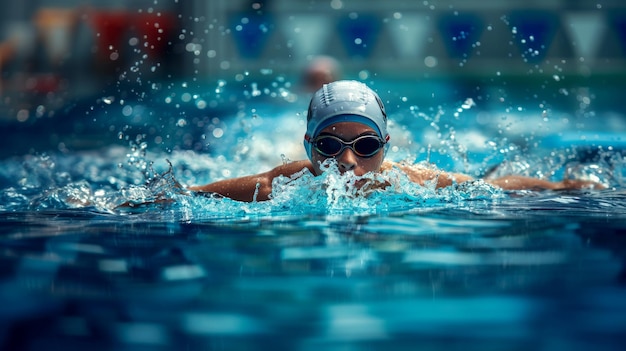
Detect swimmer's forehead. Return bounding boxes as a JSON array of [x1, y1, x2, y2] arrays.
[[311, 114, 382, 139], [318, 121, 378, 138]]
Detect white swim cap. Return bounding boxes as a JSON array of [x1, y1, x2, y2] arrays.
[[304, 80, 388, 159]]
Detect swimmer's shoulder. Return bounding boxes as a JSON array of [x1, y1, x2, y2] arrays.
[[267, 160, 315, 178], [381, 160, 429, 172], [381, 161, 471, 186], [381, 160, 429, 184]]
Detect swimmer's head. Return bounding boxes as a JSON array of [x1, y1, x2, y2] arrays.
[[302, 56, 341, 92], [304, 80, 389, 160]]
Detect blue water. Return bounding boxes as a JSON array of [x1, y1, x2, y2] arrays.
[[1, 77, 626, 350]]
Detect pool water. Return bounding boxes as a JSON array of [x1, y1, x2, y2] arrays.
[[1, 77, 626, 350]]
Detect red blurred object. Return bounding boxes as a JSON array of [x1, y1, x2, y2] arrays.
[[89, 11, 131, 61], [25, 74, 62, 93], [133, 12, 177, 56]]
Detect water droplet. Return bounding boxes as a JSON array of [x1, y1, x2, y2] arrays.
[[122, 106, 133, 117], [424, 56, 437, 68], [461, 98, 475, 109], [196, 100, 207, 109], [16, 109, 29, 122], [331, 0, 343, 10]]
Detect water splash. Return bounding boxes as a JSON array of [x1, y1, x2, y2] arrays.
[[0, 140, 621, 219]]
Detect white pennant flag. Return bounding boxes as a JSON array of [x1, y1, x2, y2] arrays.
[[387, 13, 432, 58], [279, 15, 333, 59], [563, 12, 606, 61]]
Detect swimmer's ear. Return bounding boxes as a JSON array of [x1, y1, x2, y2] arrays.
[[304, 134, 313, 160]]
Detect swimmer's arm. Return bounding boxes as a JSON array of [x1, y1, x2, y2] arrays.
[[384, 162, 601, 190], [484, 175, 604, 190], [188, 160, 314, 202]]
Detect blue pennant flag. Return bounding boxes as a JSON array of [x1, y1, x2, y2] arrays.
[[337, 14, 381, 58], [610, 11, 626, 56], [508, 11, 558, 64], [438, 13, 483, 60], [230, 12, 273, 59]]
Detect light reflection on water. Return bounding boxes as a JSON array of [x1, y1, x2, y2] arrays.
[[1, 195, 625, 350]]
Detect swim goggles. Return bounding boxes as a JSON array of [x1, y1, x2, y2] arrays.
[[308, 134, 388, 158]]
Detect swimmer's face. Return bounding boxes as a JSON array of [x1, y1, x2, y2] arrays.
[[310, 122, 385, 176]]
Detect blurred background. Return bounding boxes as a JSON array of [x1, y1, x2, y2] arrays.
[[1, 0, 625, 156]]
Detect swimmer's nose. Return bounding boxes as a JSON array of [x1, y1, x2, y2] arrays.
[[336, 148, 357, 172]]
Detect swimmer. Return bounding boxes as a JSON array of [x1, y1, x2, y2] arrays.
[[301, 55, 341, 92], [189, 80, 602, 202]]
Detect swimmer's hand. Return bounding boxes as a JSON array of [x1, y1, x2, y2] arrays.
[[558, 178, 606, 190]]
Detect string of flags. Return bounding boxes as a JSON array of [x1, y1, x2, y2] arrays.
[[229, 10, 626, 65]]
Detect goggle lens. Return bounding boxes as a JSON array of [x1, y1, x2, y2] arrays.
[[313, 135, 385, 158], [354, 136, 383, 156]]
